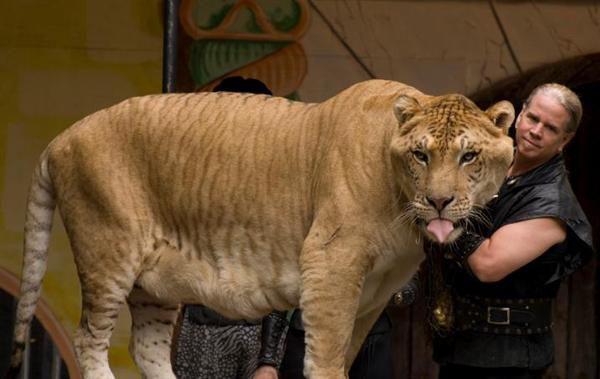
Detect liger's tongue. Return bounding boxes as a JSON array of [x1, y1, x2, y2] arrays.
[[426, 218, 454, 243]]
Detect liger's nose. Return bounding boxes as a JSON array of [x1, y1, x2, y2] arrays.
[[426, 196, 454, 211]]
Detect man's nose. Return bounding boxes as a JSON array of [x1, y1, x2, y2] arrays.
[[530, 122, 543, 137]]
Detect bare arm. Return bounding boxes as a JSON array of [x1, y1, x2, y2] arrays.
[[466, 218, 567, 282]]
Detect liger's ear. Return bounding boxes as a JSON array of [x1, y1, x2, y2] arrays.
[[485, 100, 515, 134], [393, 95, 421, 125]]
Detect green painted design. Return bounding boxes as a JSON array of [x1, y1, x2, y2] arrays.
[[285, 91, 300, 101], [237, 7, 263, 34], [265, 0, 301, 32], [192, 2, 234, 29], [190, 0, 302, 33], [190, 39, 288, 87]]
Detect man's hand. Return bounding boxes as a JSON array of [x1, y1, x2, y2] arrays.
[[253, 365, 279, 379]]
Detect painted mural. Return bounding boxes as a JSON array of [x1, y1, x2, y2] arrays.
[[178, 0, 310, 98]]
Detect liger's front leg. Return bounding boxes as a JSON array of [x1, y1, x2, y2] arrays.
[[299, 225, 373, 379]]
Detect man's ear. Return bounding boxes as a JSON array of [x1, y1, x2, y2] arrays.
[[393, 95, 421, 125], [485, 100, 515, 135], [559, 132, 575, 152]]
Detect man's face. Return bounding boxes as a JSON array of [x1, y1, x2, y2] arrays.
[[515, 93, 573, 166]]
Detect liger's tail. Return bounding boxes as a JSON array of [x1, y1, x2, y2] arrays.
[[6, 150, 56, 378]]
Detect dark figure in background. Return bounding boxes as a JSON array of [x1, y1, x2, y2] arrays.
[[254, 276, 420, 379], [172, 76, 287, 379], [430, 83, 594, 379]]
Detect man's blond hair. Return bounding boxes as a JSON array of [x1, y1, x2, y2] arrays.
[[525, 83, 582, 133]]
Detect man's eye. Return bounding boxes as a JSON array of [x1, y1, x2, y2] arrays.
[[460, 151, 478, 164], [412, 150, 428, 164]]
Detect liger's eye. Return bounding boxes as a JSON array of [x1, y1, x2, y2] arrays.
[[412, 150, 429, 164], [460, 151, 478, 164]]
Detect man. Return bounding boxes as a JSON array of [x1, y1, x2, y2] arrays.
[[431, 83, 594, 378]]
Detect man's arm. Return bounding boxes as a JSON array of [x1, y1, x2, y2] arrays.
[[465, 218, 567, 282], [253, 311, 289, 379]]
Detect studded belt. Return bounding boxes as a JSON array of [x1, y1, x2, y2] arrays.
[[454, 295, 553, 335]]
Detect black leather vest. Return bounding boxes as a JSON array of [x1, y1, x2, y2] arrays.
[[434, 154, 595, 369]]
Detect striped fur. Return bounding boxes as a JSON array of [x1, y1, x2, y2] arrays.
[[9, 148, 56, 372], [8, 80, 514, 379]]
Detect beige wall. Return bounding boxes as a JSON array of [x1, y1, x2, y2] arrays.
[[0, 1, 163, 376]]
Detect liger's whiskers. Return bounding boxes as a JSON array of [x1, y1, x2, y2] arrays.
[[469, 205, 492, 228], [393, 201, 418, 229]]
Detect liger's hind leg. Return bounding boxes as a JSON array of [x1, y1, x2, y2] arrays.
[[128, 285, 179, 379], [74, 275, 133, 379]]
